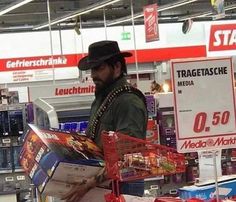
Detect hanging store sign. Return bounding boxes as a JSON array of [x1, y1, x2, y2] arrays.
[[143, 3, 159, 42], [171, 57, 236, 153]]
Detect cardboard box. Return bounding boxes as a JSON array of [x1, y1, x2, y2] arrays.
[[20, 124, 104, 197], [179, 178, 236, 200], [42, 180, 74, 198]]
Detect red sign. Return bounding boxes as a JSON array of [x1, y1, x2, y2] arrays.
[[0, 54, 81, 72], [209, 24, 236, 51], [0, 46, 206, 74], [143, 3, 159, 42]]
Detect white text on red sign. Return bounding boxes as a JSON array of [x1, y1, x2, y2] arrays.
[[209, 24, 236, 51]]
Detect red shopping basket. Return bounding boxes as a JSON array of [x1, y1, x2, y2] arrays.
[[101, 131, 186, 182]]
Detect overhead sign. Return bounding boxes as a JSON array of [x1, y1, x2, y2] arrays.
[[171, 57, 236, 153], [0, 54, 80, 72], [209, 24, 236, 52], [28, 83, 95, 102], [143, 3, 159, 42]]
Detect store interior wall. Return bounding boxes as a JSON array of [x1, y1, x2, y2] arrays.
[[0, 20, 235, 98]]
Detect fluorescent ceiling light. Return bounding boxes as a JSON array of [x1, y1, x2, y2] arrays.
[[33, 0, 122, 30], [225, 3, 236, 11], [158, 0, 199, 12], [178, 3, 236, 21], [0, 0, 34, 16], [178, 11, 212, 21], [107, 0, 199, 26], [107, 13, 143, 26]]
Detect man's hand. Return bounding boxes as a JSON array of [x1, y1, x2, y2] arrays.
[[61, 167, 106, 202], [61, 177, 97, 202]]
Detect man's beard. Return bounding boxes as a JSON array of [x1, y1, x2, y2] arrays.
[[93, 72, 115, 94]]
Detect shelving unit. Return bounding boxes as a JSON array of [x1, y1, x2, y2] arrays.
[[0, 104, 32, 202]]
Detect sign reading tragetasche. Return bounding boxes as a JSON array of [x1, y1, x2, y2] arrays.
[[171, 57, 236, 153]]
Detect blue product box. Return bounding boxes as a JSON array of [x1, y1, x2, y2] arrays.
[[179, 178, 236, 200], [32, 167, 49, 193]]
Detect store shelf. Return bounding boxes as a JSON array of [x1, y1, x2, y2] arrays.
[[0, 104, 25, 112]]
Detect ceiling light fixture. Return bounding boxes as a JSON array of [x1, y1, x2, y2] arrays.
[[0, 0, 34, 16], [107, 13, 143, 26], [158, 0, 199, 12], [33, 0, 122, 30], [178, 3, 236, 21], [107, 0, 199, 26], [225, 3, 236, 11]]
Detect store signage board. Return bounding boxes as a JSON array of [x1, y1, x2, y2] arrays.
[[209, 24, 236, 52], [28, 83, 95, 102], [171, 57, 236, 153], [143, 3, 159, 42]]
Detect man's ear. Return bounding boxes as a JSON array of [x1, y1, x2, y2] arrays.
[[114, 61, 122, 76]]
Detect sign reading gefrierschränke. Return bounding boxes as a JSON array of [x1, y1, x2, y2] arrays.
[[171, 57, 236, 153]]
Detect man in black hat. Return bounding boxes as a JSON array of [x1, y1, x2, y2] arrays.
[[62, 40, 148, 201]]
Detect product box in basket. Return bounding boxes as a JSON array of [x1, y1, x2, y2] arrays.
[[20, 124, 104, 197]]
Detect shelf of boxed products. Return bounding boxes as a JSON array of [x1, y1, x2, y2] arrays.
[[0, 104, 27, 137], [0, 102, 33, 199], [0, 104, 27, 173], [0, 136, 24, 173]]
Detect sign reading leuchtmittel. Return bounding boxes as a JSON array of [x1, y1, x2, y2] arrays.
[[171, 57, 236, 153]]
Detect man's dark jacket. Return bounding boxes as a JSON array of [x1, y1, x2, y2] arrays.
[[86, 76, 148, 149]]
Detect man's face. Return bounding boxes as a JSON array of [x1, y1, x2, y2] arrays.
[[91, 63, 115, 93]]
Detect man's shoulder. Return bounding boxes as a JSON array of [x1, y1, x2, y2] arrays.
[[113, 90, 146, 108], [115, 91, 142, 100]]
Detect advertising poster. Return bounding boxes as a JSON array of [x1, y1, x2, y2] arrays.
[[143, 3, 159, 42]]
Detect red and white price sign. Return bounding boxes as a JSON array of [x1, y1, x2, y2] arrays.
[[171, 57, 236, 153]]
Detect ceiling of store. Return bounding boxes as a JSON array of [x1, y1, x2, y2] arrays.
[[0, 0, 235, 33]]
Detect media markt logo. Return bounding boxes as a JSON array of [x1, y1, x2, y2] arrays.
[[181, 136, 236, 150]]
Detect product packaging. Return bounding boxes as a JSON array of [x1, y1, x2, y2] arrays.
[[19, 124, 104, 198]]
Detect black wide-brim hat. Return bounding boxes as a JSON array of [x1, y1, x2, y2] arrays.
[[78, 40, 132, 71]]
